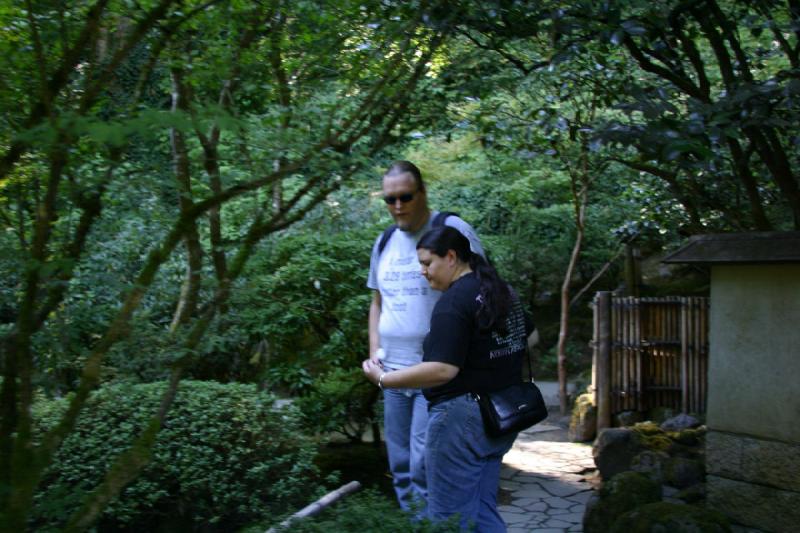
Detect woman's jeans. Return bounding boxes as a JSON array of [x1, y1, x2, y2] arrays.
[[383, 387, 428, 512], [426, 394, 518, 532]]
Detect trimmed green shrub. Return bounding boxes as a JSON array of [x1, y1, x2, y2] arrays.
[[32, 380, 320, 531]]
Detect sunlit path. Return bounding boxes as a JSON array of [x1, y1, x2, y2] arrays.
[[499, 422, 596, 532]]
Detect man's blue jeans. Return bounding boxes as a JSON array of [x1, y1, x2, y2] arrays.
[[426, 394, 518, 532], [383, 387, 428, 512]]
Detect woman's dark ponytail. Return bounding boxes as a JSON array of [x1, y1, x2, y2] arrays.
[[469, 252, 512, 332], [418, 226, 512, 332]]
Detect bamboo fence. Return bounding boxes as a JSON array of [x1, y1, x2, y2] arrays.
[[592, 292, 709, 427]]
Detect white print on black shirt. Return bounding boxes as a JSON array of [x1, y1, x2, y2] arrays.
[[489, 299, 527, 359]]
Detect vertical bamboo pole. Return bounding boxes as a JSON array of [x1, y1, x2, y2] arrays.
[[624, 297, 631, 411], [693, 298, 699, 413], [616, 297, 623, 413], [664, 300, 670, 409], [635, 297, 642, 412], [667, 299, 673, 408], [597, 291, 612, 430], [643, 298, 650, 411], [700, 297, 707, 412], [689, 298, 696, 413], [672, 296, 683, 412], [591, 298, 598, 402], [698, 297, 703, 413], [654, 299, 661, 408], [611, 297, 618, 414], [665, 300, 670, 408], [681, 297, 689, 413]]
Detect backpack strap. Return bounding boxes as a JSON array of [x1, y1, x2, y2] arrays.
[[432, 211, 458, 227], [377, 212, 459, 256], [377, 225, 397, 255]]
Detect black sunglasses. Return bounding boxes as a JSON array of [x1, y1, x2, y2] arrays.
[[383, 191, 417, 204]]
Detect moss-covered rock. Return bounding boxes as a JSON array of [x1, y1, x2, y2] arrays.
[[676, 483, 706, 504], [569, 392, 597, 442], [632, 421, 663, 435], [610, 502, 731, 532], [670, 426, 706, 447], [593, 428, 643, 480], [583, 471, 662, 533], [639, 433, 674, 453], [631, 450, 670, 483], [664, 456, 705, 488]]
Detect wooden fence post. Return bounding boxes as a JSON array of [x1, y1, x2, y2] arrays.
[[596, 291, 612, 431]]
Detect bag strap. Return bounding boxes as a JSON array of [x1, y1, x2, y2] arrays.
[[525, 344, 534, 383]]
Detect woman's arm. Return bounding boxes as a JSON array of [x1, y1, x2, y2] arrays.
[[362, 359, 458, 389]]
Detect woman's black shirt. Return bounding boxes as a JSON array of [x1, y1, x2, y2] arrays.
[[422, 273, 533, 406]]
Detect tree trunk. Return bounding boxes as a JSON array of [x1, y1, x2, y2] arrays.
[[557, 184, 587, 415], [168, 67, 203, 332]]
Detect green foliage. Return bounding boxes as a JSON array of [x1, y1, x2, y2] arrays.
[[9, 1, 789, 527], [534, 339, 591, 380], [295, 367, 379, 442], [31, 380, 320, 531], [418, 133, 633, 302], [227, 227, 376, 392]]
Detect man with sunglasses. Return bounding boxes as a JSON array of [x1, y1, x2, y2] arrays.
[[367, 160, 484, 513]]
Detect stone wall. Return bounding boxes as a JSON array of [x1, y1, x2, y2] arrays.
[[706, 264, 800, 532], [706, 431, 800, 533]]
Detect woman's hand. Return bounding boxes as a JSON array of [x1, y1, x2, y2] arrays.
[[362, 358, 383, 386]]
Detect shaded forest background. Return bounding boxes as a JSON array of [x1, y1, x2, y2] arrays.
[[1, 0, 798, 530]]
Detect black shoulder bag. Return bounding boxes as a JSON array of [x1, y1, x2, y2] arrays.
[[473, 348, 548, 437]]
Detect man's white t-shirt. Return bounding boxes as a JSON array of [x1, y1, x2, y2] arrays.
[[367, 212, 484, 370]]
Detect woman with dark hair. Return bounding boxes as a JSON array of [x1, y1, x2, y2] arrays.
[[363, 225, 533, 532]]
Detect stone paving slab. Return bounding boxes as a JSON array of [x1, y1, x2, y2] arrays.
[[499, 424, 596, 533]]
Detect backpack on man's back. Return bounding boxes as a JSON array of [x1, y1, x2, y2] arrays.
[[377, 211, 458, 256]]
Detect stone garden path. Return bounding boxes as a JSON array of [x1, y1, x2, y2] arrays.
[[498, 417, 597, 533]]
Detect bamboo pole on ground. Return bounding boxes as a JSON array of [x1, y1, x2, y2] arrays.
[[265, 481, 362, 533]]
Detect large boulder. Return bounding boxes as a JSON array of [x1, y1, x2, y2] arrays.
[[660, 413, 701, 432], [583, 471, 662, 533], [569, 392, 597, 442], [614, 410, 644, 427], [610, 501, 731, 532], [592, 428, 643, 480]]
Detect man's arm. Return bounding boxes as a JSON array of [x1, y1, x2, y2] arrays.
[[368, 290, 382, 364]]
